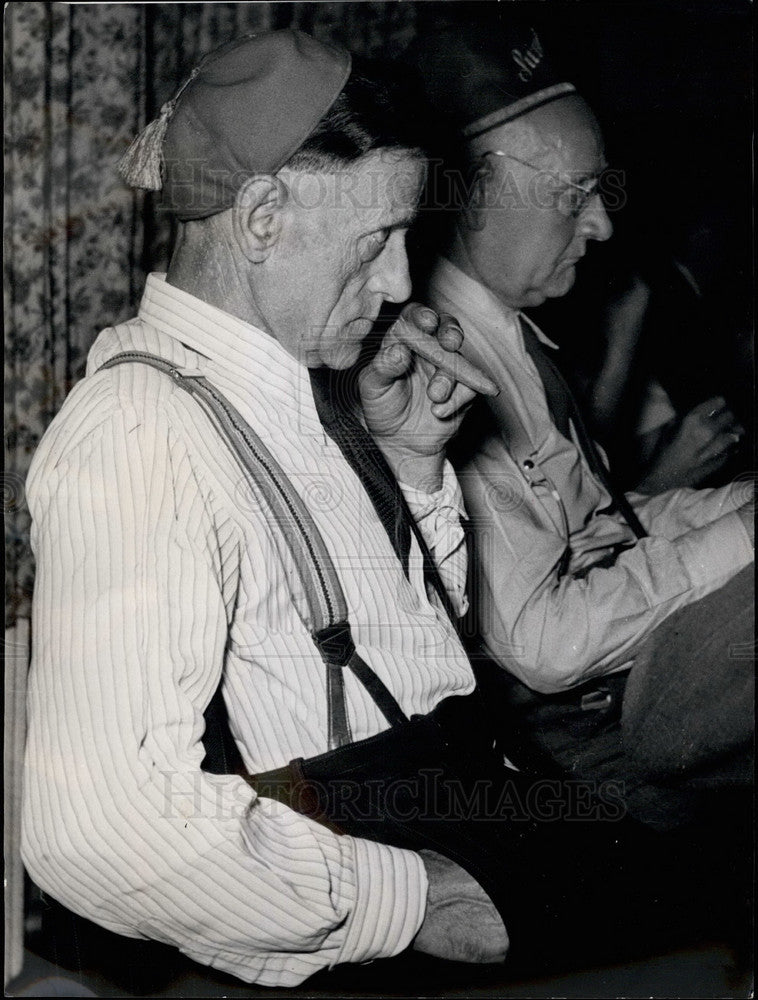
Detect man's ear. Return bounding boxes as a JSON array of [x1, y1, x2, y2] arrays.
[[461, 159, 492, 234], [232, 174, 289, 263]]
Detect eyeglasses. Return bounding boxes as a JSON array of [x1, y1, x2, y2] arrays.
[[479, 149, 604, 219]]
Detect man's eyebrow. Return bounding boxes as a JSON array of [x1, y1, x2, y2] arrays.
[[573, 163, 608, 186], [553, 168, 603, 196], [363, 210, 417, 235], [488, 150, 606, 192]]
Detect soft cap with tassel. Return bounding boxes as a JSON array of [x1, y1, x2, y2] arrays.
[[117, 29, 351, 220], [118, 99, 177, 191]]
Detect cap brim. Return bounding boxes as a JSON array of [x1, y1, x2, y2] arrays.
[[462, 83, 577, 140]]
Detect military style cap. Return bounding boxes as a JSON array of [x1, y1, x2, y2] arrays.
[[411, 24, 575, 141], [119, 29, 351, 219]]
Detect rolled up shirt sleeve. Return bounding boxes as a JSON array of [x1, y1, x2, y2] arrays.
[[463, 456, 754, 693], [630, 481, 752, 541], [22, 395, 426, 987]]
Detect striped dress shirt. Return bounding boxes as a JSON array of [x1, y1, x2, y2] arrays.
[[22, 274, 475, 986]]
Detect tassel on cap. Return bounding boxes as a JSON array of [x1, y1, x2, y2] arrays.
[[117, 99, 176, 191], [125, 32, 352, 218], [118, 65, 200, 191]]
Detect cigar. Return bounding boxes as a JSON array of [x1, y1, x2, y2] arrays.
[[394, 320, 500, 397]]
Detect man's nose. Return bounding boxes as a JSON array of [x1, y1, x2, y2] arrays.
[[581, 194, 613, 242], [374, 233, 412, 304]]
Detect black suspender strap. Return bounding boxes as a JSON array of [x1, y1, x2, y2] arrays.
[[98, 352, 408, 749], [309, 367, 461, 630], [519, 319, 648, 540]]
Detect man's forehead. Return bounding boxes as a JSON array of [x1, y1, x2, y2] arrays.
[[283, 150, 425, 226], [478, 96, 606, 175], [332, 152, 425, 221], [347, 151, 425, 202]]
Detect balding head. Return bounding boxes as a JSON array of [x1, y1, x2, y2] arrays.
[[451, 94, 613, 309]]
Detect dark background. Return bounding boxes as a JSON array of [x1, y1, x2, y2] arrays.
[[534, 1, 753, 429]]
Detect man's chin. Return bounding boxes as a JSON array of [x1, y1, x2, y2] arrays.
[[317, 339, 366, 371], [545, 264, 578, 300], [518, 267, 578, 308], [306, 319, 375, 370]]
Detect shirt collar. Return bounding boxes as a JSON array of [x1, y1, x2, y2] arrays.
[[429, 257, 559, 351], [136, 272, 325, 436]]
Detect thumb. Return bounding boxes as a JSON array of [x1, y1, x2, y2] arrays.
[[360, 339, 412, 400]]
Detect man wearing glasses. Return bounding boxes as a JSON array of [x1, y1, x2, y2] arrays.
[[413, 24, 754, 828]]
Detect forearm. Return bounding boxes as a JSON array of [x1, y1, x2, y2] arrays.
[[23, 705, 424, 986], [378, 444, 446, 492], [631, 482, 753, 539], [472, 503, 753, 693]]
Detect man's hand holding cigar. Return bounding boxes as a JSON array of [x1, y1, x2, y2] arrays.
[[360, 302, 498, 491]]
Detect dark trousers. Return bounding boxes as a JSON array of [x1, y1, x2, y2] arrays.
[[253, 690, 726, 977], [623, 563, 754, 787], [480, 565, 754, 831]]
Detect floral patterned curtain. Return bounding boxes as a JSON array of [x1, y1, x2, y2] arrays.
[[4, 1, 422, 623]]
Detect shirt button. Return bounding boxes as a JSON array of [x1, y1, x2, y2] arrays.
[[523, 459, 535, 470]]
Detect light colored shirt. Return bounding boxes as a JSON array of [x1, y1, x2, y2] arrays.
[[428, 257, 754, 693], [22, 273, 475, 986]]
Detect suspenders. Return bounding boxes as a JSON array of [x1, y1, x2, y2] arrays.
[[519, 317, 648, 540], [98, 351, 408, 750]]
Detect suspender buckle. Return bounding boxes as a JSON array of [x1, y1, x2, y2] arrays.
[[313, 622, 355, 668], [580, 687, 613, 711]]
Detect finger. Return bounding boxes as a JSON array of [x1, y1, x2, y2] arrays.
[[706, 409, 737, 433], [697, 452, 731, 479], [360, 340, 412, 400], [436, 313, 464, 353], [692, 396, 727, 420], [430, 381, 477, 420], [394, 319, 499, 397], [393, 304, 497, 395], [700, 429, 743, 462], [400, 301, 439, 334], [427, 370, 456, 404]]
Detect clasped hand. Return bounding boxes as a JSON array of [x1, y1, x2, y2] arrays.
[[412, 849, 509, 964], [638, 395, 745, 493], [359, 303, 496, 491]]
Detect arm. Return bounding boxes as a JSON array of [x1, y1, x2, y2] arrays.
[[463, 447, 754, 693], [589, 274, 651, 431], [22, 396, 426, 986], [630, 478, 751, 539], [582, 271, 742, 494]]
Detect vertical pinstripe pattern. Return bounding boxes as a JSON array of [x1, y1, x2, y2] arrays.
[[22, 274, 477, 986]]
